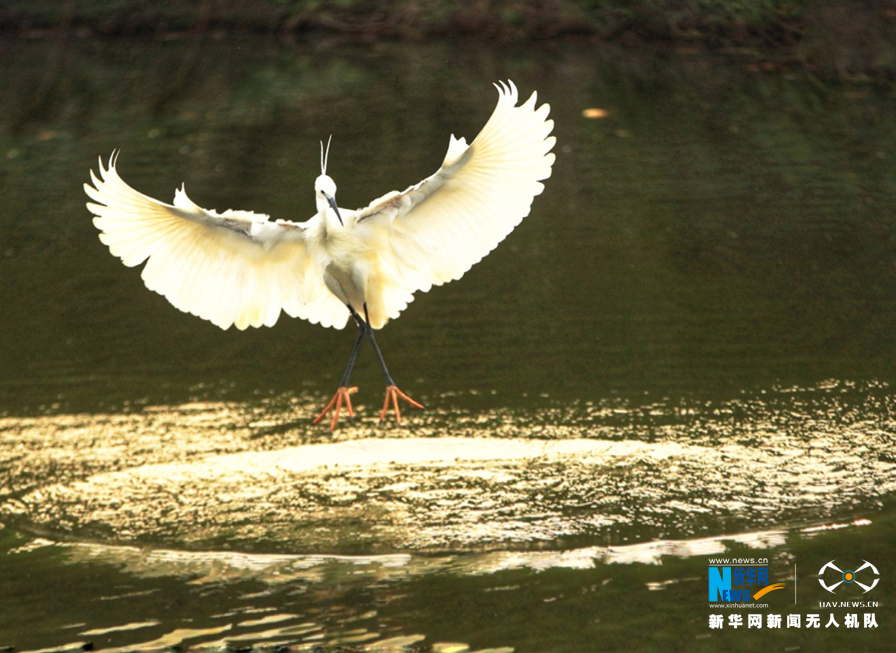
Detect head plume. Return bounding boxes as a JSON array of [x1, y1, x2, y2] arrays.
[[320, 135, 332, 175]]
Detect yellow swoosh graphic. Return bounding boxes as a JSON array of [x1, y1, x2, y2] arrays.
[[753, 583, 786, 600]]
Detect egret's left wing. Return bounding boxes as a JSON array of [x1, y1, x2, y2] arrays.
[[85, 153, 349, 330], [351, 81, 555, 328]]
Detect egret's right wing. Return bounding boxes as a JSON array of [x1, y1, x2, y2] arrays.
[[85, 153, 349, 330], [352, 81, 555, 326]]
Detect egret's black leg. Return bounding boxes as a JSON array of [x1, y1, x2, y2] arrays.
[[313, 304, 367, 430], [340, 314, 367, 387], [314, 303, 423, 429], [361, 304, 424, 424], [362, 305, 396, 386]]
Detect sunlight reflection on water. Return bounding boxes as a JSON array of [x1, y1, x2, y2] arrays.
[[22, 525, 799, 583], [1, 380, 893, 554], [4, 518, 871, 652]]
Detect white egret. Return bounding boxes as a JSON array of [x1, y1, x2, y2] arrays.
[[85, 81, 555, 429]]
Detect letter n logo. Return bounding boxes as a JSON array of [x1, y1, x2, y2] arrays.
[[708, 567, 731, 601]]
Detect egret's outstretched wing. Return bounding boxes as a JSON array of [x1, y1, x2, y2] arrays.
[[352, 81, 555, 327], [85, 153, 349, 330]]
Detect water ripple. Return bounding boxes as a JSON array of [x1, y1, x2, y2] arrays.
[[1, 380, 893, 553]]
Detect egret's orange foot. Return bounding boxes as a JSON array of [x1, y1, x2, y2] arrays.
[[379, 385, 424, 425], [313, 386, 358, 431]]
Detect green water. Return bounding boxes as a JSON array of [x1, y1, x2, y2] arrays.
[[0, 35, 895, 651]]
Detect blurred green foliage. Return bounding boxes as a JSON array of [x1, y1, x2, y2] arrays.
[[2, 1, 893, 78]]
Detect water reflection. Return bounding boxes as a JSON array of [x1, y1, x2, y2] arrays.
[[23, 523, 798, 583], [1, 516, 875, 651], [2, 380, 893, 553]]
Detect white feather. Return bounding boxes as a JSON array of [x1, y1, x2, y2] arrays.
[[85, 152, 347, 330], [352, 80, 556, 327], [85, 81, 555, 333]]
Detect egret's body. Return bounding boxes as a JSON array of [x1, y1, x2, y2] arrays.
[[85, 81, 555, 428]]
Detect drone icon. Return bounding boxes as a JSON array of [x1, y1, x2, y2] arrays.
[[818, 560, 880, 594]]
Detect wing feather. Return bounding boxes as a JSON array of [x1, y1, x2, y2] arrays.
[[353, 81, 555, 326], [85, 153, 349, 330]]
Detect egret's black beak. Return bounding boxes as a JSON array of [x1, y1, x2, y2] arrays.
[[327, 195, 344, 226]]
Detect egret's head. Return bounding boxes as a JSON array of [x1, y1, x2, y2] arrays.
[[314, 174, 342, 226], [314, 174, 337, 199]]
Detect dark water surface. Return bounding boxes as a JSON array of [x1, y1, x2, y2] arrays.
[[1, 35, 895, 651]]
